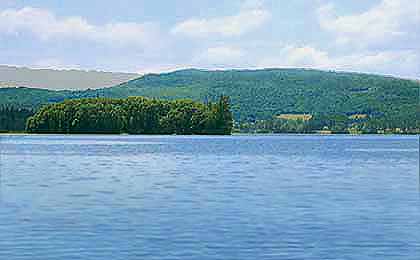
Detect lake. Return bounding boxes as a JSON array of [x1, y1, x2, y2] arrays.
[[0, 134, 419, 259]]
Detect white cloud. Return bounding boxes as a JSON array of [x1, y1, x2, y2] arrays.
[[334, 50, 419, 78], [259, 45, 419, 79], [0, 7, 160, 48], [318, 0, 420, 48], [195, 46, 244, 64], [171, 2, 271, 38], [313, 0, 420, 78], [241, 0, 266, 10], [281, 46, 331, 68], [258, 45, 331, 69], [32, 58, 82, 70]]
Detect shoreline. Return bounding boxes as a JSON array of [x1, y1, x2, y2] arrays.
[[1, 132, 419, 137]]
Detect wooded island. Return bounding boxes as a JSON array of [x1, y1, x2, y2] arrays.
[[26, 96, 233, 135]]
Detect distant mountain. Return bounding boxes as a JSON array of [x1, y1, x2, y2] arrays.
[[0, 68, 419, 127], [0, 65, 140, 90]]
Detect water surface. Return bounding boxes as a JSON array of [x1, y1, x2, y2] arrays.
[[0, 135, 419, 259]]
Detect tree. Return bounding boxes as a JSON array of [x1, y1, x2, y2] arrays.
[[26, 96, 233, 135]]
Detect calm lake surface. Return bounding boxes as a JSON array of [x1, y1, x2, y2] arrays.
[[0, 134, 419, 259]]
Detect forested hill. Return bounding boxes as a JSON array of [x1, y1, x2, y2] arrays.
[[1, 69, 419, 125], [106, 69, 420, 121]]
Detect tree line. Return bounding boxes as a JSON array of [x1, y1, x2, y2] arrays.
[[26, 96, 233, 135], [237, 113, 419, 134], [0, 106, 34, 132]]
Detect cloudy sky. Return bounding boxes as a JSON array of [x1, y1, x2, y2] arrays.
[[0, 0, 419, 78]]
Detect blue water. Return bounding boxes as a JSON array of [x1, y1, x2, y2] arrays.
[[0, 134, 419, 259]]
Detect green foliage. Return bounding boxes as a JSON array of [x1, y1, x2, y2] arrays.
[[0, 106, 34, 132], [238, 112, 419, 134], [1, 69, 419, 133], [26, 96, 233, 135]]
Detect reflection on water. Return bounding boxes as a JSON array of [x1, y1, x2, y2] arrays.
[[0, 134, 419, 260]]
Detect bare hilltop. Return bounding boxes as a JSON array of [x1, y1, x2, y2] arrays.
[[0, 65, 140, 90]]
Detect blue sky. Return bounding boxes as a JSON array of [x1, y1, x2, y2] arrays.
[[0, 0, 418, 78]]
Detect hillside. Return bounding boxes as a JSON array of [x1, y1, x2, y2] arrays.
[[0, 69, 419, 130], [0, 65, 140, 90]]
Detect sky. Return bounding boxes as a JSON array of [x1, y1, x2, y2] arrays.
[[0, 0, 419, 78]]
